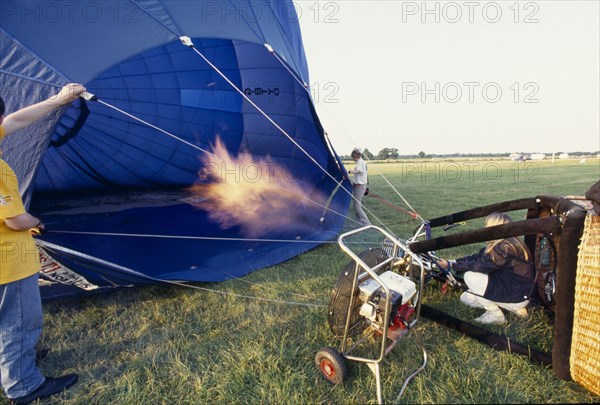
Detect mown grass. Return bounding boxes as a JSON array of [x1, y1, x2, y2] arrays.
[[2, 158, 599, 404]]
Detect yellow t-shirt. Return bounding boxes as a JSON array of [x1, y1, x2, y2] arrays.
[[0, 125, 41, 284]]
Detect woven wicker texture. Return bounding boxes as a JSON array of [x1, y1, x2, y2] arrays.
[[570, 214, 600, 395]]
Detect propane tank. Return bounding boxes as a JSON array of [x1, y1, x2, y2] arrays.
[[539, 236, 552, 267]]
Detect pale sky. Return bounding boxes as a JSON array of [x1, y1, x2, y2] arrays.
[[297, 1, 600, 156]]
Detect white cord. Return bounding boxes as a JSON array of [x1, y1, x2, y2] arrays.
[[181, 37, 391, 231], [48, 229, 338, 243], [95, 98, 214, 156], [38, 240, 326, 308]]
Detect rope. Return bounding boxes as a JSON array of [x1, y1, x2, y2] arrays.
[[267, 46, 422, 224], [95, 99, 213, 156], [40, 37, 430, 314], [82, 100, 364, 230], [278, 69, 424, 221], [80, 94, 365, 230], [161, 280, 326, 309], [268, 48, 309, 92], [383, 218, 420, 227], [77, 37, 393, 233], [266, 46, 413, 229], [221, 271, 326, 304], [368, 190, 418, 219], [375, 173, 422, 220], [185, 42, 336, 187], [45, 230, 391, 247], [46, 230, 339, 244], [181, 37, 391, 232], [38, 240, 326, 309]]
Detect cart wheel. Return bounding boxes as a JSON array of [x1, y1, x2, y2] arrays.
[[315, 347, 348, 385]]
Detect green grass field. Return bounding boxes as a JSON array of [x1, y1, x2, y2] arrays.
[[2, 158, 599, 404]]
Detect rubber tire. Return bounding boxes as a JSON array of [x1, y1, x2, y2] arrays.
[[315, 347, 348, 385]]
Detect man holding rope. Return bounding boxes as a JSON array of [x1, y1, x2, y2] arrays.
[[1, 83, 85, 404]]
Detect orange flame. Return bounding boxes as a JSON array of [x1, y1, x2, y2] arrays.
[[187, 138, 325, 238]]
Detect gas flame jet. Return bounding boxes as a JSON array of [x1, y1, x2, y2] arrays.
[[188, 138, 327, 238]]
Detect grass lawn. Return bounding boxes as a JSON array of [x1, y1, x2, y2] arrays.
[[2, 158, 598, 404]]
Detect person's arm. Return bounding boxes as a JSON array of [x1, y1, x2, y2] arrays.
[[4, 213, 42, 231], [349, 160, 364, 175], [0, 161, 45, 232], [455, 251, 482, 264], [454, 245, 511, 274], [2, 83, 86, 136], [436, 259, 449, 268], [454, 255, 499, 274]]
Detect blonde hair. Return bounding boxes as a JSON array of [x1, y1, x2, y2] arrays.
[[484, 212, 530, 261]]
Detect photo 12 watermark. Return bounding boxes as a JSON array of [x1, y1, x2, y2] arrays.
[[398, 161, 539, 183], [229, 81, 340, 105], [293, 1, 340, 24], [201, 160, 300, 184], [401, 1, 540, 24], [0, 1, 341, 25], [197, 1, 341, 24], [309, 81, 340, 104], [401, 82, 540, 104], [1, 242, 41, 265], [0, 1, 141, 24]]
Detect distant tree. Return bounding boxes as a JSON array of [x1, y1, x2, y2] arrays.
[[375, 147, 400, 160], [362, 148, 374, 160], [377, 148, 390, 160], [418, 151, 426, 159]]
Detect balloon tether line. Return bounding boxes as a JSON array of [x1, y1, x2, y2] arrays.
[[178, 36, 391, 232], [265, 44, 423, 222], [80, 92, 213, 157], [38, 240, 326, 309], [78, 93, 363, 229]]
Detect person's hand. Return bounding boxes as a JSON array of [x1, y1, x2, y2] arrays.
[[50, 83, 87, 105], [30, 218, 46, 236]]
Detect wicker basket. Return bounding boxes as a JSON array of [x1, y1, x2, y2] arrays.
[[570, 214, 600, 395]]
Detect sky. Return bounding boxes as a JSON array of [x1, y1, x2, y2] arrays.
[[297, 1, 600, 156]]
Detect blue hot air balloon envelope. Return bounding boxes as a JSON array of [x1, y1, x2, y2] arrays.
[[0, 0, 351, 299]]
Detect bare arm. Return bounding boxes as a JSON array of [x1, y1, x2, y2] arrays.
[[2, 83, 86, 136], [4, 212, 42, 231], [349, 164, 362, 175]]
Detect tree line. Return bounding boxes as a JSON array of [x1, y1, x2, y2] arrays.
[[339, 148, 600, 160]]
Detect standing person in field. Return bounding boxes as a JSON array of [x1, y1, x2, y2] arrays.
[[436, 212, 535, 325], [1, 83, 85, 404], [348, 148, 370, 226]]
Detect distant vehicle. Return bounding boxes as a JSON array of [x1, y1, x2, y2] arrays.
[[510, 153, 531, 161], [559, 153, 570, 159], [531, 153, 546, 160]]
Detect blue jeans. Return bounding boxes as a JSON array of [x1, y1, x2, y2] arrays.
[[0, 273, 45, 399]]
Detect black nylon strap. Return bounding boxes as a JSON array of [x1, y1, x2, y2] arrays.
[[420, 305, 551, 366]]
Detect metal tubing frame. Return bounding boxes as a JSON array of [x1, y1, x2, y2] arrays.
[[337, 225, 426, 404]]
